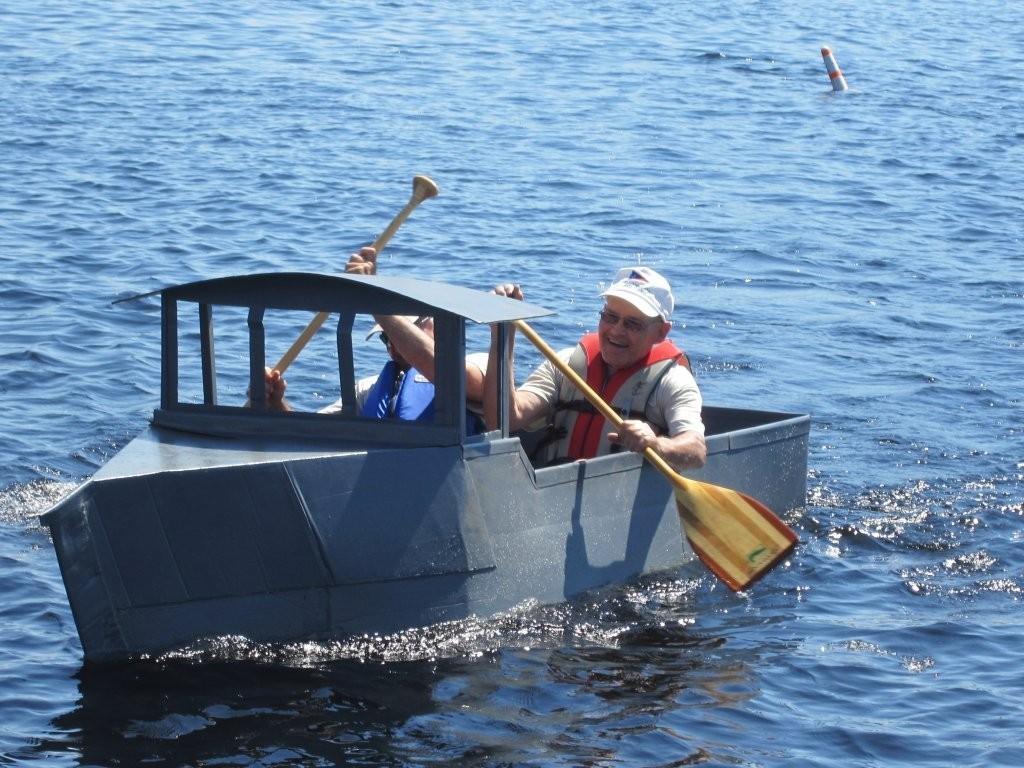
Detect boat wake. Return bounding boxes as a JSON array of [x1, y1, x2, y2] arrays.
[[161, 574, 705, 667], [0, 479, 78, 527]]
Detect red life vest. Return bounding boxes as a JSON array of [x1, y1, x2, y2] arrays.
[[552, 333, 690, 461]]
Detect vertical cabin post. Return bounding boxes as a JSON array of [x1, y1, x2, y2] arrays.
[[496, 323, 510, 437], [199, 303, 217, 406], [247, 307, 266, 410], [432, 312, 466, 436], [335, 313, 356, 415], [161, 293, 178, 410]]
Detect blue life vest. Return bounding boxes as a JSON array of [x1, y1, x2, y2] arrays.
[[360, 361, 435, 422], [359, 361, 484, 435]]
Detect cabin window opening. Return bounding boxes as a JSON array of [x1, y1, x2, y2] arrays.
[[168, 301, 470, 427], [170, 300, 209, 408], [167, 302, 357, 412]]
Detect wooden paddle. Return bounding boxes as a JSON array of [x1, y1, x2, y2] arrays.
[[272, 175, 440, 374], [513, 319, 798, 591]]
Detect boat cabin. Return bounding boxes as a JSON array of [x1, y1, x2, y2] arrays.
[[145, 271, 553, 446]]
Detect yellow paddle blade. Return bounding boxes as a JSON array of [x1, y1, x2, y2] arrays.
[[673, 480, 798, 591]]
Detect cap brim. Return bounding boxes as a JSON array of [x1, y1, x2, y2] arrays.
[[600, 287, 662, 318], [365, 315, 430, 341]]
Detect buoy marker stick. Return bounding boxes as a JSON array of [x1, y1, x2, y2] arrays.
[[821, 46, 849, 91]]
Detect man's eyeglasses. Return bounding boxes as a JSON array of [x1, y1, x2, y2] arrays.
[[598, 309, 657, 334], [379, 332, 391, 347]]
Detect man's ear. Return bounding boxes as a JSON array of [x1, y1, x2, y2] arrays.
[[655, 321, 672, 342]]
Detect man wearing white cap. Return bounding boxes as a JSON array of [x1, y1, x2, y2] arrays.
[[484, 266, 705, 469]]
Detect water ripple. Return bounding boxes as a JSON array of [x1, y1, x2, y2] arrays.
[[2, 0, 1024, 765]]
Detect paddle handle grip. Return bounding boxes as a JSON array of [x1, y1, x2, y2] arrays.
[[512, 319, 684, 487], [367, 175, 438, 255], [272, 176, 440, 374]]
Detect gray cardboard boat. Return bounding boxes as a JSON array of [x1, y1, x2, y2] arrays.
[[40, 272, 810, 663]]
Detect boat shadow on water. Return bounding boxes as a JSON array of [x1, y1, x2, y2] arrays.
[[39, 656, 443, 765], [32, 579, 768, 766]]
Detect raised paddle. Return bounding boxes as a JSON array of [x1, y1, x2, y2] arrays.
[[512, 319, 798, 591], [271, 174, 440, 374]]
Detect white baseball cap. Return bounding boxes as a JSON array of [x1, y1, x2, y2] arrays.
[[600, 266, 674, 321], [365, 315, 431, 341]]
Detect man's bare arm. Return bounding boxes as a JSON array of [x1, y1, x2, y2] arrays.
[[608, 421, 707, 469]]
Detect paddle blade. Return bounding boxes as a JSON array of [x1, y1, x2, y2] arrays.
[[674, 481, 798, 591]]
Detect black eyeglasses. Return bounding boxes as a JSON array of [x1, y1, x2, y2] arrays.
[[379, 332, 391, 347], [598, 309, 656, 334]]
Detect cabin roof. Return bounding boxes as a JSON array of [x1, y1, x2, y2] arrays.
[[128, 272, 555, 324]]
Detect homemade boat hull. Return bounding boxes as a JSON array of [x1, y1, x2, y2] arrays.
[[41, 405, 808, 663]]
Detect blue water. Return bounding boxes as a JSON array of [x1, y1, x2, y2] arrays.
[[2, 1, 1022, 765]]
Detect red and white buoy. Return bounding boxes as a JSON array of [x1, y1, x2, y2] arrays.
[[821, 46, 849, 92]]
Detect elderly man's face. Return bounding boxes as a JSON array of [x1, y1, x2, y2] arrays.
[[597, 296, 669, 371]]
